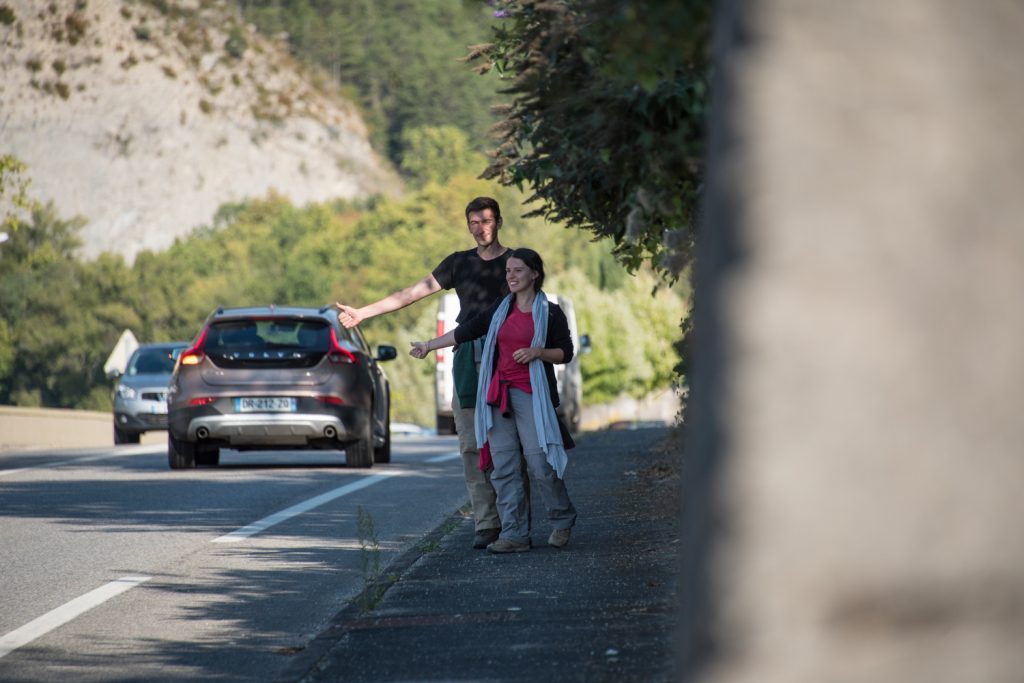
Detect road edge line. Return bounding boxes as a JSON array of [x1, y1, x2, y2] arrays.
[[0, 575, 152, 660]]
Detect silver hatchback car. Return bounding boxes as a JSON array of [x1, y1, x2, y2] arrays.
[[166, 305, 396, 469]]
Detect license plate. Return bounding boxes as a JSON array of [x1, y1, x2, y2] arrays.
[[235, 397, 297, 412], [150, 403, 168, 415]]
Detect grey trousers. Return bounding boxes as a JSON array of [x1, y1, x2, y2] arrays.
[[488, 388, 576, 544], [452, 395, 500, 531]]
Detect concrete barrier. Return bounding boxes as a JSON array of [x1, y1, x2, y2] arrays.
[[0, 405, 164, 452]]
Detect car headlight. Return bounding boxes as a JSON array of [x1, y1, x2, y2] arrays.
[[115, 385, 137, 400]]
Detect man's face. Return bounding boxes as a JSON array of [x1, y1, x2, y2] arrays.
[[467, 209, 499, 248]]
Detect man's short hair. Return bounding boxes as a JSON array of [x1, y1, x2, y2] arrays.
[[465, 196, 502, 224]]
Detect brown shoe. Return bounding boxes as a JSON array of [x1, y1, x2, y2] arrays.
[[486, 538, 531, 554], [472, 528, 500, 549], [548, 528, 571, 549]]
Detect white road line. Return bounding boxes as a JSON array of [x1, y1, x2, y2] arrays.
[[0, 446, 164, 478], [426, 452, 461, 463], [0, 576, 151, 660], [212, 472, 398, 543]]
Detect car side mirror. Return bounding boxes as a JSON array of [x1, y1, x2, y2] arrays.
[[106, 368, 123, 380], [579, 333, 592, 354], [376, 345, 398, 362]]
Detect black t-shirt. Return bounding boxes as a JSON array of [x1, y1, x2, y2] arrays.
[[432, 248, 511, 323]]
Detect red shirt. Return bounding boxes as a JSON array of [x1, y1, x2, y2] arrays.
[[487, 306, 534, 411]]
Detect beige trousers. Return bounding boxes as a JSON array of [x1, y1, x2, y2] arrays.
[[452, 395, 500, 531]]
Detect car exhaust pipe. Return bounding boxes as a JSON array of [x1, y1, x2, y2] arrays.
[[323, 426, 337, 439], [196, 426, 210, 440]]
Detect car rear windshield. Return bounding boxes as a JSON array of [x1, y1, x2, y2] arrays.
[[205, 319, 330, 369], [128, 348, 179, 375]]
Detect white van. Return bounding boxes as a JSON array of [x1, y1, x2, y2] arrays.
[[434, 292, 588, 434]]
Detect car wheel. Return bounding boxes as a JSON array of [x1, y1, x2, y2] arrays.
[[346, 420, 374, 468], [168, 433, 197, 469], [196, 446, 220, 467], [374, 405, 391, 464], [114, 425, 141, 445]]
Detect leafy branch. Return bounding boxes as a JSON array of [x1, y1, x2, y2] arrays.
[[466, 0, 712, 282]]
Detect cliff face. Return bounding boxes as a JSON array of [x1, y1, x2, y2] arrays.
[[0, 0, 400, 260]]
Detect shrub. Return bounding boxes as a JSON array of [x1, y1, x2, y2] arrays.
[[65, 11, 87, 44], [142, 0, 168, 14], [225, 26, 247, 59], [0, 5, 15, 25]]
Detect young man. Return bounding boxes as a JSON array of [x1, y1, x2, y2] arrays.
[[336, 196, 511, 549]]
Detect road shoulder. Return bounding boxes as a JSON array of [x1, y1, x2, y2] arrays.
[[276, 426, 682, 683]]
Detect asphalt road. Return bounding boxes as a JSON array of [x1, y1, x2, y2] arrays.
[[0, 437, 469, 682]]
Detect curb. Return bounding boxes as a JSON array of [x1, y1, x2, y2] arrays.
[[273, 503, 475, 683]]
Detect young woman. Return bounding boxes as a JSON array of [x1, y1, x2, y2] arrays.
[[410, 248, 576, 553]]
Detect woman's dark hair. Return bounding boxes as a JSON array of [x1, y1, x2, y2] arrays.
[[509, 247, 545, 291], [465, 196, 502, 224]]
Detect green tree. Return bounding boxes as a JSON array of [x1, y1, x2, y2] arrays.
[[400, 126, 483, 187], [548, 267, 683, 403], [0, 153, 34, 233], [0, 204, 135, 409], [467, 0, 711, 280], [243, 0, 506, 165]]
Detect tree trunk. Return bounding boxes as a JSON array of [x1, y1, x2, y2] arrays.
[[680, 2, 1024, 681]]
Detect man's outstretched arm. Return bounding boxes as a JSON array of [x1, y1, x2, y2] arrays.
[[336, 273, 442, 328]]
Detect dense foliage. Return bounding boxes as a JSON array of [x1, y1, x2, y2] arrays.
[[0, 137, 684, 423], [1, 153, 32, 232], [240, 0, 507, 167], [467, 0, 711, 280]]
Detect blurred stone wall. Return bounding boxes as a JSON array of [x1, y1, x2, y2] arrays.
[[679, 2, 1024, 681]]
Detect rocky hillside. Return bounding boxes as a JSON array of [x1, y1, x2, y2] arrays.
[[0, 0, 400, 260]]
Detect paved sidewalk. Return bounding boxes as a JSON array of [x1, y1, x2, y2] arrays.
[[276, 426, 682, 683]]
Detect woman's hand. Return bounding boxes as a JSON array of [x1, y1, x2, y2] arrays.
[[512, 346, 542, 364], [409, 341, 430, 359]]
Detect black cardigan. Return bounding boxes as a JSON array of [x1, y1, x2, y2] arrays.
[[453, 296, 574, 408]]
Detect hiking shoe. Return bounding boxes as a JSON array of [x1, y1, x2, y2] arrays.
[[486, 538, 531, 554], [548, 528, 571, 549], [472, 528, 500, 549]]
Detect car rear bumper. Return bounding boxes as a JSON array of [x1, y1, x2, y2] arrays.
[[184, 412, 355, 446]]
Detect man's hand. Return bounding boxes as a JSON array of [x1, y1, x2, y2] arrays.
[[409, 341, 430, 359], [335, 303, 363, 329]]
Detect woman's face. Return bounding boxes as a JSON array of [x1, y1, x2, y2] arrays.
[[506, 257, 538, 295]]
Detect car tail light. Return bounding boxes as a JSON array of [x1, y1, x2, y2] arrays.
[[327, 328, 357, 365], [189, 397, 216, 406], [179, 327, 209, 366], [435, 320, 445, 361], [316, 395, 344, 405]]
